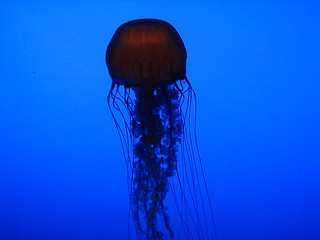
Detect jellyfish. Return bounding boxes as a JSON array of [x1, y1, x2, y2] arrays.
[[105, 19, 216, 240]]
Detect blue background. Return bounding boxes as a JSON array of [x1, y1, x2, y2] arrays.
[[1, 1, 320, 239]]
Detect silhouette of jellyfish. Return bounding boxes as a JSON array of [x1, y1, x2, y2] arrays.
[[106, 19, 216, 240]]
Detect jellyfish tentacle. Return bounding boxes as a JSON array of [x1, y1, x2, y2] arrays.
[[129, 84, 183, 240]]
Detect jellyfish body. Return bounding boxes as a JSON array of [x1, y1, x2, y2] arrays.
[[106, 19, 216, 240]]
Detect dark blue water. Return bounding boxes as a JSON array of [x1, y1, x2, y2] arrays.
[[1, 1, 320, 240]]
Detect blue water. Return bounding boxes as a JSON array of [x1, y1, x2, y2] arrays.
[[1, 1, 320, 240]]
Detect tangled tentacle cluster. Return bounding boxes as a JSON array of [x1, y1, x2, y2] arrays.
[[131, 85, 182, 239]]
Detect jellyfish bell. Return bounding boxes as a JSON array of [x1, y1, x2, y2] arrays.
[[106, 19, 216, 240], [106, 18, 186, 87]]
